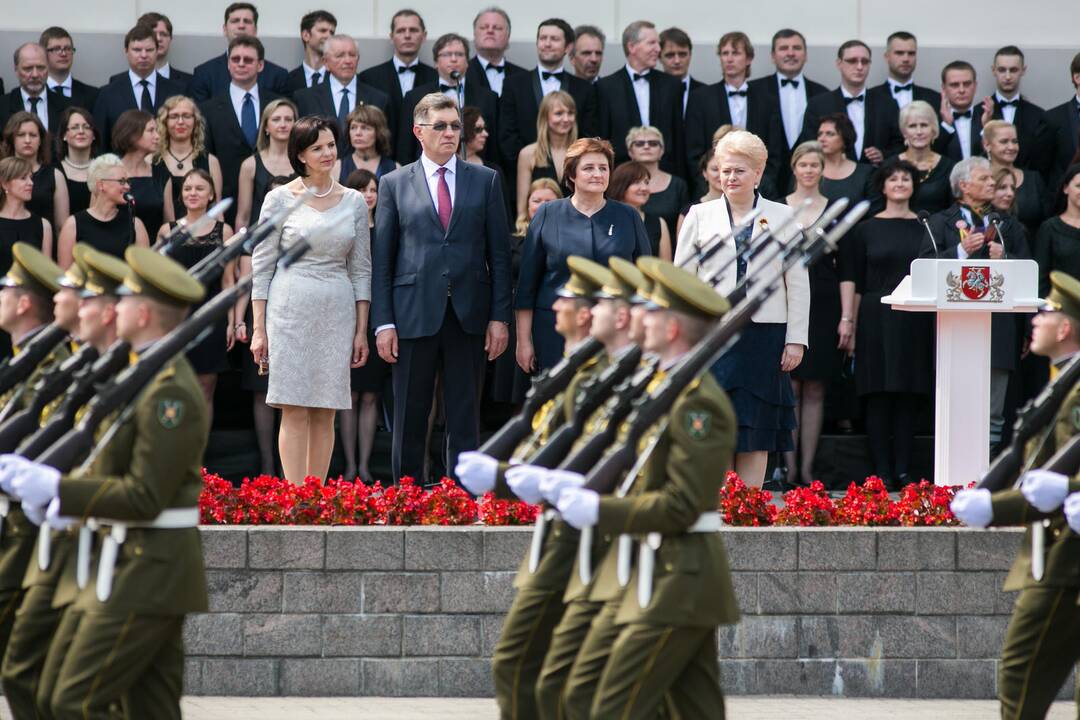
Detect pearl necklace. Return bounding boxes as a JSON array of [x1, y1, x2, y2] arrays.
[[63, 157, 90, 170], [301, 178, 334, 198]]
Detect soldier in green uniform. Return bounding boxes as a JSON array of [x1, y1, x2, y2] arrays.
[[1, 245, 128, 719], [555, 260, 740, 719], [456, 256, 612, 720], [0, 243, 71, 658], [951, 270, 1080, 719], [4, 245, 208, 719]]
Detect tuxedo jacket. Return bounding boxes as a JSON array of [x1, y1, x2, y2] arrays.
[[283, 66, 311, 97], [0, 88, 70, 134], [396, 82, 499, 163], [358, 59, 438, 130], [747, 72, 829, 147], [292, 79, 394, 158], [866, 81, 941, 118], [110, 69, 190, 96], [596, 68, 684, 174], [932, 110, 984, 161], [93, 73, 184, 151], [200, 90, 281, 224], [464, 56, 526, 97], [50, 78, 99, 114], [800, 87, 904, 162], [372, 159, 511, 338], [1046, 98, 1080, 187], [498, 68, 599, 166], [189, 53, 289, 102], [992, 96, 1053, 175]]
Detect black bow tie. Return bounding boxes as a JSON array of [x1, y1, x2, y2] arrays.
[[953, 109, 972, 119], [998, 98, 1019, 108], [780, 77, 799, 88], [488, 65, 505, 73], [541, 71, 562, 81], [892, 83, 913, 93], [728, 89, 748, 97], [440, 84, 458, 93], [843, 94, 864, 105], [398, 65, 415, 74], [632, 72, 649, 82]]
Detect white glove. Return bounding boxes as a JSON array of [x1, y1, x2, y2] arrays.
[[540, 470, 585, 505], [454, 452, 498, 495], [556, 486, 600, 529], [22, 502, 45, 526], [10, 462, 60, 508], [1020, 469, 1070, 512], [505, 464, 547, 505], [950, 488, 994, 528], [0, 454, 34, 495], [46, 496, 76, 531], [1064, 492, 1080, 534]]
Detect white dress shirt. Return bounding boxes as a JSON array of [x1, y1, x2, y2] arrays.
[[941, 107, 974, 159], [888, 77, 914, 109], [777, 73, 808, 149], [19, 88, 49, 128], [157, 63, 173, 80], [626, 64, 650, 126], [47, 74, 72, 98], [479, 57, 506, 96], [538, 66, 563, 97], [841, 86, 866, 159], [393, 55, 419, 96], [725, 82, 749, 129], [329, 74, 358, 115], [995, 91, 1020, 124], [439, 77, 465, 105], [302, 62, 323, 87], [128, 69, 156, 107], [229, 83, 260, 126], [680, 77, 692, 117]]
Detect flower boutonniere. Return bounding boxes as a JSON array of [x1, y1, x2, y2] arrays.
[[758, 217, 769, 231], [955, 219, 968, 241]]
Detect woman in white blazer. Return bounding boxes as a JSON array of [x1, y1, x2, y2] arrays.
[[674, 130, 811, 487]]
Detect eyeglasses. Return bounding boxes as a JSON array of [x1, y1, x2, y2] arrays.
[[101, 178, 131, 186], [229, 56, 259, 65], [167, 113, 195, 122], [842, 58, 871, 66], [474, 125, 489, 134], [47, 46, 76, 55], [630, 139, 662, 148], [417, 122, 463, 132], [436, 51, 467, 59]]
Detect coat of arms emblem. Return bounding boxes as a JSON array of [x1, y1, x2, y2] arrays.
[[945, 265, 1005, 302]]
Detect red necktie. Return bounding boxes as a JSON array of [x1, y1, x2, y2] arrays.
[[436, 167, 452, 231]]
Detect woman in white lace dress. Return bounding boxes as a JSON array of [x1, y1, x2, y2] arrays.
[[251, 117, 371, 483]]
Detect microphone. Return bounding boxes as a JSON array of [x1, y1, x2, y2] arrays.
[[985, 212, 1007, 259], [122, 192, 135, 206], [917, 210, 940, 257]]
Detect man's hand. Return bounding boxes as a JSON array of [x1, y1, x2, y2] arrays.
[[988, 242, 1004, 259], [540, 470, 585, 505], [1020, 470, 1070, 512], [10, 462, 60, 508], [46, 496, 76, 531], [939, 95, 954, 126], [376, 328, 399, 364], [454, 452, 498, 495], [960, 230, 987, 256], [1064, 493, 1080, 534], [950, 488, 993, 528], [980, 96, 995, 126], [556, 486, 600, 529], [863, 146, 884, 165], [485, 321, 509, 361], [0, 454, 33, 495], [505, 464, 547, 504]]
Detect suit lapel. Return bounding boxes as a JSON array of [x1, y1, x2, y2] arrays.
[[445, 161, 470, 237], [531, 70, 544, 108], [318, 82, 335, 116], [409, 162, 444, 233], [620, 71, 642, 125], [716, 85, 733, 125]]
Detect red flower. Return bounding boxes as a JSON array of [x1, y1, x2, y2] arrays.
[[717, 471, 778, 526]]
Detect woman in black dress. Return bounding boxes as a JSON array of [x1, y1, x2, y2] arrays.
[[840, 158, 932, 488], [893, 100, 955, 214], [54, 107, 98, 216], [817, 113, 875, 206], [2, 112, 69, 240], [462, 106, 513, 226], [607, 161, 672, 258], [235, 99, 298, 231], [515, 91, 577, 219], [156, 169, 234, 419], [0, 155, 51, 358], [516, 137, 651, 372], [1035, 164, 1080, 297], [110, 110, 168, 239], [339, 105, 398, 183], [628, 125, 689, 241], [156, 96, 224, 223], [984, 120, 1047, 237], [56, 154, 150, 267]]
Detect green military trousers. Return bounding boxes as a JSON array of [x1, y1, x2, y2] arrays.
[[535, 599, 604, 719], [2, 583, 64, 718], [493, 585, 568, 720]]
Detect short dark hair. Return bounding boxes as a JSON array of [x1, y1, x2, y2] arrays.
[[873, 157, 921, 197], [1056, 163, 1080, 214], [659, 27, 691, 49], [941, 59, 977, 84], [38, 26, 72, 48], [391, 9, 426, 32], [837, 40, 871, 59], [124, 24, 157, 50], [994, 45, 1025, 64], [606, 161, 650, 203], [111, 109, 155, 156], [288, 116, 338, 177], [229, 35, 265, 61], [344, 168, 377, 193], [886, 31, 916, 46], [345, 104, 392, 157], [461, 106, 486, 144], [771, 28, 806, 52], [54, 106, 98, 160], [301, 10, 337, 34], [224, 2, 258, 25], [538, 18, 574, 46], [574, 25, 605, 45], [1071, 51, 1080, 83], [818, 113, 857, 153], [432, 33, 469, 61], [137, 12, 172, 35]]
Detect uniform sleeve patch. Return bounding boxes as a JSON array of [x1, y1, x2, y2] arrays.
[[158, 399, 185, 429], [685, 411, 711, 440]]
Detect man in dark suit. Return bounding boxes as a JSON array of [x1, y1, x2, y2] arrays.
[[800, 39, 903, 165], [596, 21, 683, 174], [466, 7, 525, 98], [398, 34, 499, 163], [283, 10, 337, 97], [0, 43, 69, 135], [686, 31, 785, 197], [1046, 52, 1080, 189], [499, 19, 598, 171], [107, 13, 193, 93], [201, 36, 280, 226], [749, 28, 829, 192], [866, 31, 941, 117], [988, 45, 1054, 176], [569, 25, 605, 84], [39, 27, 98, 111], [189, 2, 288, 102], [934, 60, 984, 162], [93, 24, 183, 151], [292, 35, 392, 158], [659, 27, 703, 118], [373, 92, 511, 484]]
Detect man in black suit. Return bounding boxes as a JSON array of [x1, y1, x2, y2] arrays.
[[358, 9, 438, 148], [93, 24, 183, 151], [200, 36, 279, 226], [659, 27, 703, 119], [39, 27, 97, 111], [934, 60, 984, 162], [801, 39, 903, 165], [0, 43, 69, 135], [749, 28, 829, 192], [499, 19, 598, 171], [987, 45, 1053, 175], [398, 34, 499, 163], [569, 25, 605, 84], [293, 35, 392, 158], [1047, 52, 1080, 188], [685, 31, 784, 196], [596, 20, 683, 173], [107, 13, 193, 92], [466, 7, 525, 98], [283, 10, 337, 97], [866, 31, 941, 116], [189, 2, 288, 102], [373, 92, 511, 483]]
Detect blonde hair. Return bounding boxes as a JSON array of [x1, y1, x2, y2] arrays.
[[514, 177, 563, 235], [256, 98, 298, 152], [87, 153, 124, 195], [0, 156, 33, 206], [899, 99, 939, 141], [711, 124, 735, 150], [790, 140, 825, 169], [535, 91, 578, 169], [714, 129, 768, 172], [982, 119, 1017, 151], [992, 166, 1018, 213], [625, 125, 664, 151], [155, 96, 206, 162]]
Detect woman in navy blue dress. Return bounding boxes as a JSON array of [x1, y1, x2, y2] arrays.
[[514, 138, 652, 372]]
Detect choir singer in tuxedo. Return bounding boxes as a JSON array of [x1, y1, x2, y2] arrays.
[[373, 93, 512, 484]]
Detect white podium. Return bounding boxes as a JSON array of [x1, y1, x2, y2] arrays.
[[882, 259, 1041, 486]]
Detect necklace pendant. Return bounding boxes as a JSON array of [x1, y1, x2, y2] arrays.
[[177, 161, 184, 170]]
